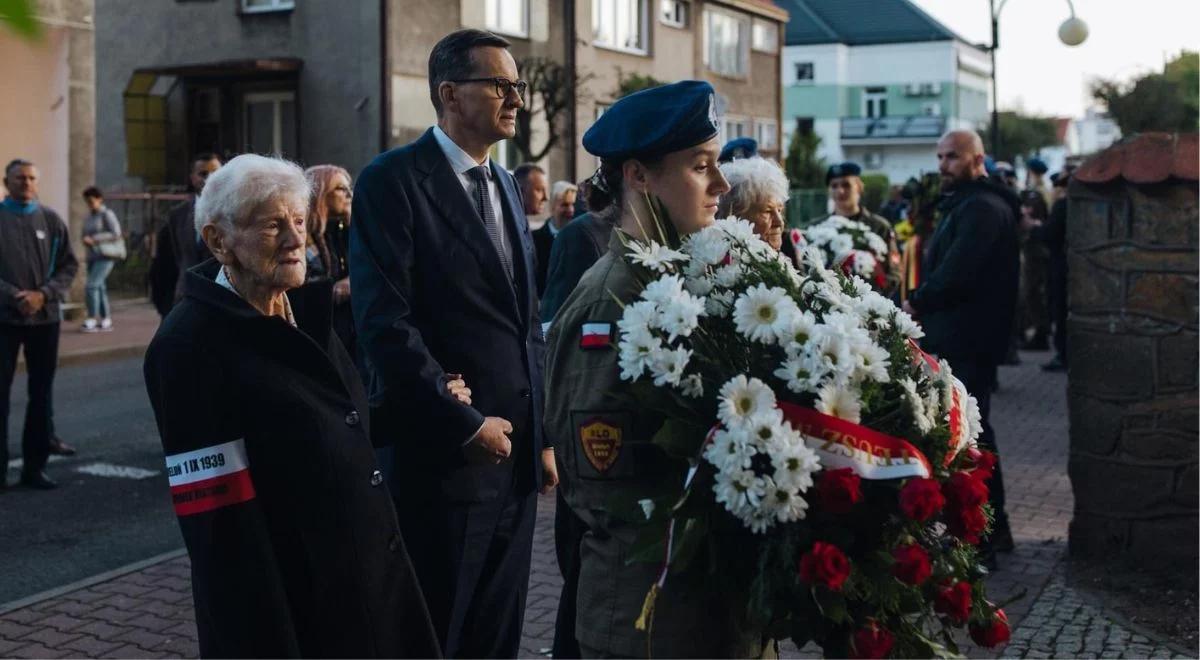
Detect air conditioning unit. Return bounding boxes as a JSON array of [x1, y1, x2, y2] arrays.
[[928, 82, 942, 95], [922, 102, 942, 116], [905, 83, 922, 96]]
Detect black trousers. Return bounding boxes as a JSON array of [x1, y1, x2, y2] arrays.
[[551, 489, 585, 658], [395, 477, 537, 658], [944, 355, 1008, 526], [0, 322, 60, 476], [1048, 263, 1068, 361]]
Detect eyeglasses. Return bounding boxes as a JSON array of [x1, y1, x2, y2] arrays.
[[332, 185, 352, 196], [451, 77, 528, 100]]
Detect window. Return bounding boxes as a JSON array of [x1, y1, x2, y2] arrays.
[[660, 0, 688, 28], [594, 0, 648, 54], [720, 116, 751, 145], [241, 0, 294, 13], [490, 140, 517, 169], [921, 102, 941, 116], [864, 151, 883, 169], [863, 87, 887, 118], [705, 8, 749, 77], [243, 91, 297, 157], [794, 61, 814, 83], [486, 0, 529, 38], [751, 19, 778, 53], [755, 119, 778, 151]]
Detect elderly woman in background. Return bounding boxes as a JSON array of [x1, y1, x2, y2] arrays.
[[297, 164, 359, 367], [717, 156, 789, 251], [142, 154, 440, 658]]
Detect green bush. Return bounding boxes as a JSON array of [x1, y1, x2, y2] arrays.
[[860, 173, 889, 214]]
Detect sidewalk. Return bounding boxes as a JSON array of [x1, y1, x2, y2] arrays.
[[0, 352, 1191, 658], [18, 299, 160, 372]]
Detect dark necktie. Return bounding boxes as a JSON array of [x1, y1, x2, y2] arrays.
[[467, 165, 514, 280]]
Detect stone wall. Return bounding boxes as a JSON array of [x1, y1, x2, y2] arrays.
[[1066, 172, 1199, 563]]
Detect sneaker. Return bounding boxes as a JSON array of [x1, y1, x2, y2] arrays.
[[1041, 355, 1067, 372], [81, 318, 99, 333], [99, 318, 114, 332]]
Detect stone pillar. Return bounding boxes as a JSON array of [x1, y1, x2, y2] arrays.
[[1066, 133, 1199, 564]]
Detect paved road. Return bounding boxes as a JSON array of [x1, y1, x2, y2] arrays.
[[0, 357, 180, 604]]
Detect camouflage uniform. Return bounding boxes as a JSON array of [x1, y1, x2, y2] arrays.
[[544, 230, 769, 658]]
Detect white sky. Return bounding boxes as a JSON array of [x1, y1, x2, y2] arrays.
[[911, 0, 1200, 118]]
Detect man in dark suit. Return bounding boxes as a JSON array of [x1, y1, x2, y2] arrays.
[[149, 153, 221, 316], [904, 129, 1019, 562], [531, 180, 576, 298], [349, 29, 557, 658]]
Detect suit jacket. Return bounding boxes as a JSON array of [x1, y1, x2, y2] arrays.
[[350, 128, 547, 502], [532, 223, 554, 297], [144, 260, 440, 658], [908, 178, 1020, 363], [540, 213, 613, 323]]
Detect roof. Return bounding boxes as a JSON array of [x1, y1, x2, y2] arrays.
[[1074, 133, 1198, 184], [778, 0, 967, 47]]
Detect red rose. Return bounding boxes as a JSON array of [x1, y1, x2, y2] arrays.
[[850, 621, 895, 659], [947, 504, 988, 544], [969, 608, 1011, 648], [943, 471, 989, 509], [890, 543, 932, 585], [898, 477, 945, 521], [818, 468, 863, 514], [798, 541, 851, 591], [966, 448, 998, 482], [934, 580, 973, 624]]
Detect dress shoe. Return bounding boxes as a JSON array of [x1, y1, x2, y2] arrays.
[[49, 437, 77, 456], [1041, 355, 1067, 372], [990, 521, 1015, 553], [19, 470, 58, 490]]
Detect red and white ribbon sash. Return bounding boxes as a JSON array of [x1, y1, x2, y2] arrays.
[[165, 439, 256, 516], [779, 401, 932, 480], [907, 338, 969, 466]]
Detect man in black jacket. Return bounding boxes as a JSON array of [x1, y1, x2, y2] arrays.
[[0, 159, 79, 490], [1042, 171, 1070, 372], [149, 153, 221, 317], [350, 29, 556, 658], [904, 130, 1018, 556]]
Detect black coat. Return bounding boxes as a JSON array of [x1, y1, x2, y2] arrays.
[[532, 222, 554, 298], [349, 128, 547, 502], [908, 178, 1020, 363], [539, 212, 612, 323], [143, 260, 440, 659]]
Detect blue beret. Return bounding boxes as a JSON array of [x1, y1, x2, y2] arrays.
[[825, 161, 862, 183], [583, 80, 720, 160], [1027, 157, 1048, 174], [719, 137, 758, 163], [984, 156, 997, 175]]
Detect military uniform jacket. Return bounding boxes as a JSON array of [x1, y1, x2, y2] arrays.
[[143, 260, 440, 658], [544, 231, 766, 658]]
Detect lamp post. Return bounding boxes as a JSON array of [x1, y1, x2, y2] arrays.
[[986, 0, 1089, 157]]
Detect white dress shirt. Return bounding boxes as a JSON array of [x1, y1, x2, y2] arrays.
[[432, 125, 510, 260]]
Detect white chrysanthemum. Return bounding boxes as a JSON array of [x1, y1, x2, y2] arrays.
[[815, 382, 863, 423], [713, 467, 766, 519], [964, 390, 983, 447], [686, 226, 733, 265], [717, 375, 776, 429], [713, 263, 744, 288], [855, 342, 892, 384], [864, 231, 889, 256], [743, 408, 786, 449], [649, 346, 691, 387], [642, 274, 685, 306], [683, 273, 714, 297], [830, 234, 854, 258], [657, 292, 705, 342], [617, 328, 661, 380], [618, 300, 657, 336], [900, 377, 933, 434], [680, 373, 704, 399], [774, 355, 813, 394], [782, 310, 819, 347], [705, 289, 735, 317], [849, 250, 878, 278], [895, 311, 924, 339], [715, 217, 758, 244], [733, 284, 800, 344], [703, 426, 756, 472], [761, 476, 811, 525], [628, 240, 689, 273], [809, 330, 854, 379], [922, 385, 942, 432], [768, 430, 821, 492]]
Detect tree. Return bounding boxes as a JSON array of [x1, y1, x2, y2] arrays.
[[784, 128, 826, 189], [1091, 51, 1199, 135], [0, 0, 40, 38], [512, 56, 594, 163], [614, 69, 665, 98], [981, 112, 1058, 163]]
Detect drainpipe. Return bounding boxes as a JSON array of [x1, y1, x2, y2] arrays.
[[564, 0, 577, 182]]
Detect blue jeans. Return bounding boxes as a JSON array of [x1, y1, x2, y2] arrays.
[[85, 259, 115, 319]]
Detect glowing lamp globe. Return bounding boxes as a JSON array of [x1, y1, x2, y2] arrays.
[[1058, 16, 1089, 46]]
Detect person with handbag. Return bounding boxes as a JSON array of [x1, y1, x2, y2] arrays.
[[80, 186, 124, 333]]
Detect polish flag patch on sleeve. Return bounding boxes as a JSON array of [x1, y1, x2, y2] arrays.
[[165, 439, 256, 516], [579, 321, 614, 350]]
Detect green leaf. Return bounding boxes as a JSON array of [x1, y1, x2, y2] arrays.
[[0, 0, 41, 39], [652, 417, 709, 460]]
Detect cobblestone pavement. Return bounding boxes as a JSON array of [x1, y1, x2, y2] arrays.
[[0, 352, 1192, 658]]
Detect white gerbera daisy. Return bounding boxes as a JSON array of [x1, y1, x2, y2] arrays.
[[703, 426, 756, 472], [717, 375, 776, 429], [733, 284, 799, 344], [768, 430, 822, 492], [649, 346, 692, 387], [815, 382, 863, 423], [628, 240, 689, 273], [761, 477, 810, 524]]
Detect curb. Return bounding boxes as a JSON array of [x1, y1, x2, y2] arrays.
[[0, 548, 187, 616], [15, 343, 147, 374]]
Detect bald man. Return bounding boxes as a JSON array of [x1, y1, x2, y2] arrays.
[[903, 130, 1019, 563]]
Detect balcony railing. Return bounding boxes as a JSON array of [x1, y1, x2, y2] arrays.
[[841, 115, 946, 141]]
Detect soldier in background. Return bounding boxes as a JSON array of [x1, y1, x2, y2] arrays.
[[823, 161, 902, 297]]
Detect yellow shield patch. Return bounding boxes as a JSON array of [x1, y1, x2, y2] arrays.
[[579, 417, 623, 473]]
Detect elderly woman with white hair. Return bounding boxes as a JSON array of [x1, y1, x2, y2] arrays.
[[142, 154, 440, 658], [717, 156, 790, 251]]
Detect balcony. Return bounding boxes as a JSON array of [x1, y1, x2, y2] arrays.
[[840, 115, 946, 144]]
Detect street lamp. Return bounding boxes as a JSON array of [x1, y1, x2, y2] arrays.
[[986, 0, 1089, 156]]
